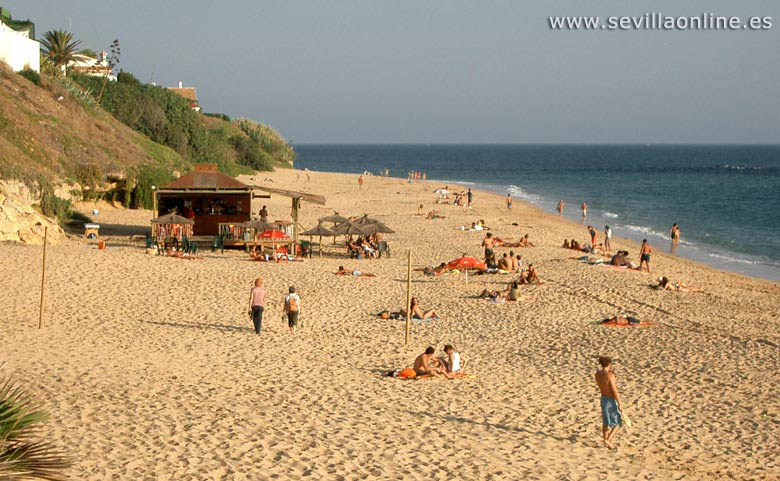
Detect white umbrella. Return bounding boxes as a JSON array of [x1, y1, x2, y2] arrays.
[[434, 188, 450, 195]]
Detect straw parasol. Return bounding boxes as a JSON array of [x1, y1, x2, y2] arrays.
[[319, 212, 349, 225], [301, 222, 337, 257], [150, 213, 193, 240], [242, 219, 274, 232], [352, 214, 381, 226], [358, 222, 395, 235], [332, 221, 370, 236]]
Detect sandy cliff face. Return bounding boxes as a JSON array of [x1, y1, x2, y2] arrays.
[[0, 180, 64, 244]]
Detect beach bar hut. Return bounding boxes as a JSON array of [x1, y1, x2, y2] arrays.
[[154, 164, 265, 239]]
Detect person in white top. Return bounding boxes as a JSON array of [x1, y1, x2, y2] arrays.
[[604, 225, 613, 253], [442, 345, 467, 378]]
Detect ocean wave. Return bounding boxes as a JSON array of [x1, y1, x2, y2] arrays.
[[620, 224, 670, 240], [507, 185, 542, 202], [721, 164, 766, 171], [707, 253, 759, 265], [603, 212, 619, 219]]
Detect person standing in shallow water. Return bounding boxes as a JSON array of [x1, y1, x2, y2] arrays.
[[247, 277, 265, 334], [595, 356, 623, 449], [556, 200, 565, 216]]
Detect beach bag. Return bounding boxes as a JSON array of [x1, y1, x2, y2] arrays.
[[287, 296, 299, 312], [397, 368, 417, 379]]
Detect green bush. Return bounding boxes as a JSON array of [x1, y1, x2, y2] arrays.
[[204, 112, 231, 122], [38, 185, 73, 221], [131, 163, 173, 209], [18, 68, 41, 85]]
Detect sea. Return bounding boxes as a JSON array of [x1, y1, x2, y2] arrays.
[[294, 144, 780, 282]]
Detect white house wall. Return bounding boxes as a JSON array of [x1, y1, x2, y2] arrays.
[[0, 22, 40, 72]]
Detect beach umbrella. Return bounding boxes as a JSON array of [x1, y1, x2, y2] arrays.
[[447, 255, 486, 271], [150, 213, 194, 224], [319, 213, 349, 224], [332, 221, 370, 236], [358, 222, 395, 235], [259, 229, 289, 239], [352, 214, 381, 226], [301, 222, 337, 258], [433, 188, 450, 195]]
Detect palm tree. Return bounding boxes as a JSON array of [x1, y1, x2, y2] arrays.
[[40, 30, 81, 70], [0, 376, 69, 480]]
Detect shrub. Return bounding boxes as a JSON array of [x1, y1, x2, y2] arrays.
[[204, 112, 231, 122], [131, 163, 173, 209], [18, 68, 40, 85]]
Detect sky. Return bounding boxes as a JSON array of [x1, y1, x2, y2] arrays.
[[6, 0, 780, 143]]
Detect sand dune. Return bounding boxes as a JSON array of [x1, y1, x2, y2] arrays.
[[2, 168, 779, 480]]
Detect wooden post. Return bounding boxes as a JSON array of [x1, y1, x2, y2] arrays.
[[319, 235, 323, 258], [38, 226, 48, 329], [405, 250, 411, 345], [291, 197, 300, 248]]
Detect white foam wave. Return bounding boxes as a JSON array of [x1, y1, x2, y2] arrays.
[[707, 253, 758, 265], [507, 185, 542, 202], [621, 224, 669, 240], [603, 212, 619, 219]]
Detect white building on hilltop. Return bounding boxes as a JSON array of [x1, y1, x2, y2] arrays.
[[0, 18, 39, 72], [67, 51, 116, 81]]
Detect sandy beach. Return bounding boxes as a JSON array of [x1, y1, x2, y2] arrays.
[[2, 167, 779, 480]]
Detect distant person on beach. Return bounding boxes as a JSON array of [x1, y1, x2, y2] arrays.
[[519, 264, 542, 284], [595, 356, 623, 449], [247, 277, 265, 335], [482, 233, 495, 259], [509, 251, 519, 271], [519, 234, 535, 247], [467, 189, 473, 208], [418, 204, 424, 215], [581, 202, 588, 221], [441, 345, 466, 376], [557, 200, 565, 216], [427, 210, 446, 219], [639, 239, 652, 272], [588, 226, 598, 247], [358, 175, 364, 189], [415, 262, 450, 276], [604, 226, 612, 252], [335, 266, 376, 277], [506, 194, 512, 210], [259, 206, 268, 223], [498, 253, 512, 271], [414, 347, 448, 378], [657, 276, 698, 292], [284, 286, 301, 335], [670, 223, 680, 244]]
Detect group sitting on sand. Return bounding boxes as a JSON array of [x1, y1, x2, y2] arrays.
[[412, 345, 468, 379], [347, 234, 383, 259], [563, 238, 604, 254], [478, 280, 522, 301]]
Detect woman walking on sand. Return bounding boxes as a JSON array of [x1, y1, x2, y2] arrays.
[[247, 277, 265, 335]]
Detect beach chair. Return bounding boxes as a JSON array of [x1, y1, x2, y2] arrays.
[[212, 235, 224, 254], [299, 240, 313, 258], [145, 233, 155, 249], [377, 241, 390, 258]]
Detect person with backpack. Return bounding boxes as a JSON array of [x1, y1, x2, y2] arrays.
[[284, 286, 301, 335]]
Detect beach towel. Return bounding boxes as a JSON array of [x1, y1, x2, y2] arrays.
[[397, 368, 417, 379]]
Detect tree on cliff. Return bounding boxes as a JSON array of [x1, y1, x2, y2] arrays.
[[40, 30, 81, 70]]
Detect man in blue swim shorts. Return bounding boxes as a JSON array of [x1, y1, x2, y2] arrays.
[[595, 356, 623, 448]]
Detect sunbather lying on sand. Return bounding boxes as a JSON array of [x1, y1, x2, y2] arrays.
[[414, 262, 451, 276], [401, 297, 441, 320], [657, 277, 699, 292], [601, 315, 641, 325], [427, 210, 446, 219], [335, 266, 376, 277], [478, 281, 522, 301], [519, 234, 536, 247]]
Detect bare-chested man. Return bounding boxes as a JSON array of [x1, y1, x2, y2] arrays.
[[520, 264, 542, 284], [670, 223, 680, 244], [482, 233, 495, 259], [509, 251, 519, 271], [595, 356, 622, 448], [587, 225, 598, 247], [414, 346, 448, 378], [498, 253, 512, 271], [557, 200, 565, 216], [639, 239, 652, 272]]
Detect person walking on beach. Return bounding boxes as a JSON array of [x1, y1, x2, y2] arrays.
[[247, 277, 265, 335], [581, 202, 588, 222], [604, 225, 612, 253], [639, 239, 652, 272], [556, 200, 565, 216], [506, 194, 512, 210], [482, 232, 495, 260], [284, 286, 301, 335], [467, 189, 473, 208], [595, 356, 623, 449], [358, 175, 364, 189]]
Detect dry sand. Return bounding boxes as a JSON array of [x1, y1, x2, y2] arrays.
[[2, 168, 779, 480]]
